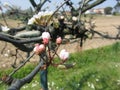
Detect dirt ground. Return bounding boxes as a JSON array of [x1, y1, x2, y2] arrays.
[[0, 16, 120, 69]]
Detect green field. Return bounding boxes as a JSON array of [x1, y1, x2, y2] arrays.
[[0, 42, 120, 90]]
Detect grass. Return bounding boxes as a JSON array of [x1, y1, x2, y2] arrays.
[[1, 42, 120, 90]]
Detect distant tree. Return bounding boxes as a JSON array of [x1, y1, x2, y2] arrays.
[[104, 7, 113, 14], [114, 1, 120, 13]]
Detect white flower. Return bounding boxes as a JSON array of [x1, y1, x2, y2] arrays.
[[95, 78, 99, 82], [37, 11, 53, 18], [28, 17, 36, 25], [48, 82, 50, 86], [1, 26, 10, 33], [31, 83, 37, 87], [117, 80, 120, 85], [60, 16, 64, 19], [59, 49, 69, 60], [38, 11, 53, 18], [87, 82, 91, 87], [90, 83, 95, 89], [49, 87, 52, 90], [23, 85, 28, 89], [42, 32, 51, 39], [3, 2, 10, 8], [115, 64, 118, 67], [33, 14, 39, 19], [77, 83, 80, 86], [87, 82, 95, 89], [72, 16, 77, 21], [42, 11, 53, 16], [38, 11, 44, 17], [22, 86, 26, 89], [28, 11, 53, 25], [51, 81, 55, 87], [34, 80, 39, 84], [56, 87, 59, 89]]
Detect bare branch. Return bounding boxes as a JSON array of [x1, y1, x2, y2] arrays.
[[29, 0, 37, 9], [91, 29, 120, 40], [8, 60, 43, 90], [81, 0, 106, 13]]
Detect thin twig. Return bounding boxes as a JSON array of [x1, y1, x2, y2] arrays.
[[9, 52, 35, 77], [46, 0, 70, 25]]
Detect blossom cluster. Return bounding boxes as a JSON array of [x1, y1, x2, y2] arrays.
[[33, 31, 69, 61], [28, 11, 53, 25]]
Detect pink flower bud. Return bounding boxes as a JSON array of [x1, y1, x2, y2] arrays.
[[56, 37, 62, 45], [42, 32, 50, 45], [39, 44, 45, 53], [43, 38, 49, 45], [59, 49, 69, 61], [33, 44, 40, 54], [33, 44, 45, 54]]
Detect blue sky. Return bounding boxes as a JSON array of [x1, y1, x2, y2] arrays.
[[0, 0, 117, 11]]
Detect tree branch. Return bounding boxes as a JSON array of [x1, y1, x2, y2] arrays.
[[81, 0, 106, 13], [91, 29, 120, 40], [8, 60, 44, 90], [29, 0, 37, 9]]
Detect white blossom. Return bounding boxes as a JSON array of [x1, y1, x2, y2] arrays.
[[38, 11, 53, 17], [60, 16, 64, 19], [95, 78, 99, 82], [87, 82, 95, 89], [42, 32, 51, 39], [59, 49, 69, 60], [87, 82, 91, 87], [51, 81, 55, 87], [3, 2, 10, 8], [72, 16, 77, 21], [1, 26, 10, 33], [115, 64, 118, 67], [33, 14, 39, 19], [48, 82, 50, 86], [90, 83, 95, 89], [31, 83, 37, 87], [23, 85, 28, 88], [77, 83, 80, 86], [28, 17, 36, 25], [117, 80, 120, 85], [56, 86, 59, 89], [27, 11, 53, 25]]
